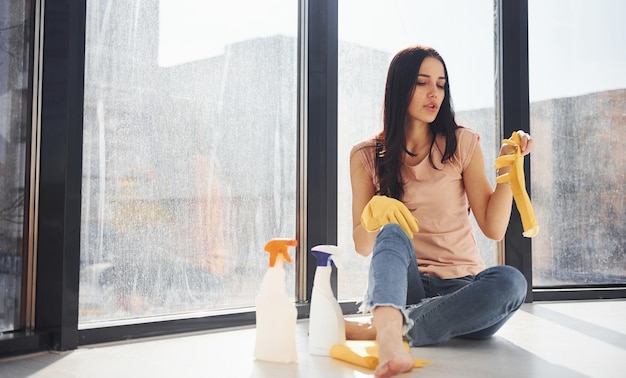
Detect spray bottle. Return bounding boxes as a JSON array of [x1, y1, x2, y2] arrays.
[[308, 245, 346, 356], [254, 238, 298, 363]]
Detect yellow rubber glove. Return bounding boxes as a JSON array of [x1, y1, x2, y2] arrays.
[[329, 340, 431, 370], [360, 195, 419, 239], [494, 132, 539, 238]]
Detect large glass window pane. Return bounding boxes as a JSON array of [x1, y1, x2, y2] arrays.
[[529, 0, 626, 286], [337, 0, 498, 300], [80, 0, 297, 326], [0, 1, 31, 332]]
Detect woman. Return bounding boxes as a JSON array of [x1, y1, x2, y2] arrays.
[[347, 45, 531, 378]]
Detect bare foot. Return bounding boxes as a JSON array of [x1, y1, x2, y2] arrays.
[[374, 358, 414, 378], [372, 307, 414, 378], [345, 318, 376, 340], [374, 330, 414, 378]]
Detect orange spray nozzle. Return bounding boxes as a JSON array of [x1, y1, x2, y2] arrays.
[[264, 238, 298, 267]]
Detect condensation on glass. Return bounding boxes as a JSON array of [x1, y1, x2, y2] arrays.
[[529, 0, 626, 286], [80, 0, 297, 325], [0, 2, 30, 332], [337, 0, 498, 301]]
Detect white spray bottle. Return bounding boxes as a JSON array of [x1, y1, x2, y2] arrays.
[[308, 245, 346, 356], [254, 238, 298, 363]]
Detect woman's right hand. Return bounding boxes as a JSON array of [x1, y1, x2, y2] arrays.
[[360, 195, 419, 239]]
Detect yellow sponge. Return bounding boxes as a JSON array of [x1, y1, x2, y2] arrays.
[[494, 132, 539, 238], [329, 340, 431, 370]]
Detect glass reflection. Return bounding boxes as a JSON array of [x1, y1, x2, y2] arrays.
[[529, 0, 626, 286], [80, 0, 297, 325], [0, 1, 30, 332]]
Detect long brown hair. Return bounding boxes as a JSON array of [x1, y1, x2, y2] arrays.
[[376, 45, 458, 200]]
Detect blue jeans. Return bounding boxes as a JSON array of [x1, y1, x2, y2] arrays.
[[361, 223, 527, 346]]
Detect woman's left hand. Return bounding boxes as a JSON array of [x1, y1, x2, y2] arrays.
[[515, 130, 533, 156], [500, 130, 533, 157]]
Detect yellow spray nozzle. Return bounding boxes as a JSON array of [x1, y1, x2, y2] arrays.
[[264, 238, 298, 267]]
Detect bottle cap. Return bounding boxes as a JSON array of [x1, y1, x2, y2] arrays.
[[311, 245, 341, 267], [264, 238, 298, 267]]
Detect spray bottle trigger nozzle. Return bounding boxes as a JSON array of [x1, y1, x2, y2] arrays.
[[264, 238, 298, 267], [311, 245, 341, 269]]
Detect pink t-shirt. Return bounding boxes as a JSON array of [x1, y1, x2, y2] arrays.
[[351, 127, 485, 279]]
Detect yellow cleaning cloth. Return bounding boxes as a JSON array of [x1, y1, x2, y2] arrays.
[[494, 132, 539, 238], [329, 340, 431, 370]]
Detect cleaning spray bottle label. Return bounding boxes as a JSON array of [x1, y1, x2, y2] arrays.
[[308, 245, 346, 356], [254, 238, 298, 363]]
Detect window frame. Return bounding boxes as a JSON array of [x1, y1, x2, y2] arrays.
[[497, 0, 534, 302]]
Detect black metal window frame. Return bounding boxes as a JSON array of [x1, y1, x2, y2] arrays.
[[1, 0, 624, 358]]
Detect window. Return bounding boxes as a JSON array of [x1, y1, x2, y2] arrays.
[[0, 1, 31, 333], [529, 0, 626, 286], [80, 0, 298, 326], [337, 0, 498, 300]]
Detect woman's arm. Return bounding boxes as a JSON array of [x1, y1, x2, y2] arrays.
[[350, 150, 378, 256], [465, 131, 533, 240]]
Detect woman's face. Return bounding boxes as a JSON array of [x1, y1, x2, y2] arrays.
[[406, 56, 446, 126]]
